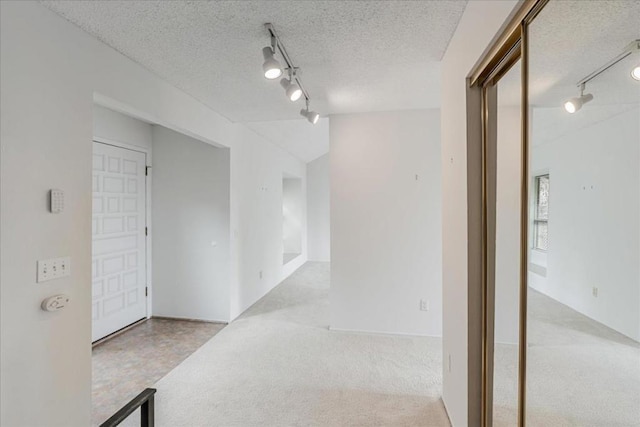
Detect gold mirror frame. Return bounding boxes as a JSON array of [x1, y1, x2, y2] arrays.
[[466, 1, 550, 426]]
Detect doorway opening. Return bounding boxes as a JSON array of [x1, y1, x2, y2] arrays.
[[91, 104, 231, 425], [282, 174, 303, 265]]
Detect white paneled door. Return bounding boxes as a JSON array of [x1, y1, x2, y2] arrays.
[[92, 142, 147, 342]]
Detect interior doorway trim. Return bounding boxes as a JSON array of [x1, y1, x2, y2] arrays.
[[465, 0, 550, 426]]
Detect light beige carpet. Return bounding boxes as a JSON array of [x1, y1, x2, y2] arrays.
[[493, 289, 640, 427], [118, 261, 639, 427], [124, 262, 449, 427]]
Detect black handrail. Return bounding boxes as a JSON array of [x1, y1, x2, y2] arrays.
[[100, 388, 157, 427]]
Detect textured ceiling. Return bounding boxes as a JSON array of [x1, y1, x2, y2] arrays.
[[41, 0, 467, 123], [245, 118, 329, 163], [497, 0, 640, 145], [528, 0, 640, 109]]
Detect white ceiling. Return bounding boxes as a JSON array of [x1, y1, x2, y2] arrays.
[[528, 0, 640, 109], [41, 0, 467, 123], [245, 118, 329, 163], [42, 0, 468, 163], [496, 0, 640, 145]]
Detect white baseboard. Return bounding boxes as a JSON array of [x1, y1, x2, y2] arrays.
[[152, 315, 228, 324], [328, 326, 442, 339]]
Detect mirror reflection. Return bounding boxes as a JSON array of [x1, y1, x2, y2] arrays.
[[527, 1, 640, 425], [493, 59, 523, 427]]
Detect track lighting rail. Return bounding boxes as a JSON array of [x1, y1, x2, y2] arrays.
[[265, 23, 311, 102], [564, 39, 639, 114], [575, 39, 639, 87]]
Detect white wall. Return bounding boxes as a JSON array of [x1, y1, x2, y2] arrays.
[[0, 2, 305, 425], [330, 109, 442, 337], [283, 177, 303, 255], [152, 126, 230, 322], [93, 105, 153, 151], [229, 130, 307, 318], [440, 2, 519, 426], [495, 106, 522, 345], [306, 153, 331, 262], [530, 107, 640, 341]]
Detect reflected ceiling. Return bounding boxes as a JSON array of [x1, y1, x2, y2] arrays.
[[498, 1, 640, 145]]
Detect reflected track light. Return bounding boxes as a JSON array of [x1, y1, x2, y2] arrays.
[[262, 46, 282, 80], [564, 83, 593, 114], [564, 94, 593, 113], [564, 40, 639, 112]]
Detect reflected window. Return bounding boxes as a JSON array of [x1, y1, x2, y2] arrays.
[[533, 174, 549, 251]]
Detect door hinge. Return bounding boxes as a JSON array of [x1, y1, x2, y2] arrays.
[[145, 166, 149, 176], [145, 227, 148, 236], [145, 286, 148, 297]]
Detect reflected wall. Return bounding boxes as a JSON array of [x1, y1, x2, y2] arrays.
[[493, 59, 523, 427], [526, 1, 640, 425]]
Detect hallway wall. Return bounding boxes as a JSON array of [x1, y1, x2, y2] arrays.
[[330, 109, 442, 337], [0, 2, 305, 425], [307, 154, 330, 262], [152, 126, 231, 322]]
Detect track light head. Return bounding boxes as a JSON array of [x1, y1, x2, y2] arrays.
[[280, 78, 302, 102], [564, 93, 593, 114], [262, 23, 321, 120], [300, 108, 320, 124], [632, 66, 640, 81], [262, 46, 282, 80]]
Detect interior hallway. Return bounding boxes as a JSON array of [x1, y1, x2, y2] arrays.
[[126, 262, 450, 427], [106, 262, 640, 427]]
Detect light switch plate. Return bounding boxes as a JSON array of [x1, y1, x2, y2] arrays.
[[37, 257, 71, 283]]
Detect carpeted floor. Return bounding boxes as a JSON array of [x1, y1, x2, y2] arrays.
[[493, 288, 640, 427], [126, 261, 450, 427], [116, 261, 639, 426]]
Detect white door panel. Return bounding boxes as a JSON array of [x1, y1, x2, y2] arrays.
[[92, 142, 147, 342]]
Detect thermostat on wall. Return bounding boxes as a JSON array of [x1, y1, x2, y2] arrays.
[[49, 189, 64, 214], [41, 294, 70, 312]]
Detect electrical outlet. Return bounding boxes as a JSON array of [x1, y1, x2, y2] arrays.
[[592, 287, 598, 297], [420, 299, 430, 312], [259, 270, 263, 279]]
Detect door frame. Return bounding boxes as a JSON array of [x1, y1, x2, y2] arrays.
[[92, 137, 152, 326], [465, 0, 550, 426]]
